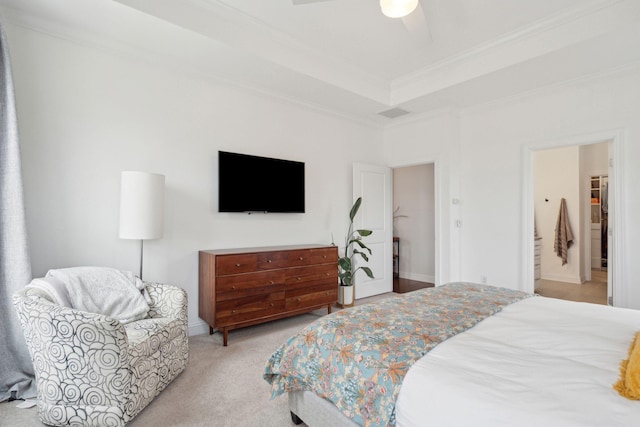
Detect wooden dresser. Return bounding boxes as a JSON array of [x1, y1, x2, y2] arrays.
[[199, 244, 338, 345]]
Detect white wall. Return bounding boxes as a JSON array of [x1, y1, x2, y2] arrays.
[[385, 66, 640, 309], [6, 5, 640, 323], [393, 164, 435, 283], [581, 143, 609, 175], [5, 22, 384, 335], [383, 111, 459, 286], [534, 146, 581, 283]]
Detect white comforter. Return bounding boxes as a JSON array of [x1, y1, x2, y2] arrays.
[[395, 296, 640, 427]]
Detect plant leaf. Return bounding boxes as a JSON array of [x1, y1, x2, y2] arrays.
[[341, 271, 353, 286], [338, 258, 351, 271], [349, 197, 362, 222], [351, 239, 372, 254], [353, 249, 369, 262], [360, 266, 374, 279], [356, 229, 372, 236]]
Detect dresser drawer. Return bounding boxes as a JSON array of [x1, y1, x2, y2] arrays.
[[257, 251, 290, 270], [216, 292, 285, 326], [285, 284, 337, 311], [308, 247, 338, 264], [216, 284, 284, 303], [217, 254, 258, 276], [216, 270, 284, 293], [285, 264, 337, 290], [286, 247, 337, 267]]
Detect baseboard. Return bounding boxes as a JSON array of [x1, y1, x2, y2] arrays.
[[540, 273, 581, 284], [189, 320, 210, 337], [400, 272, 435, 283]]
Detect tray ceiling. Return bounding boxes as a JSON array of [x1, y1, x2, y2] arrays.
[[2, 0, 640, 125]]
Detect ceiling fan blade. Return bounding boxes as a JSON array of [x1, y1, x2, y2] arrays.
[[401, 3, 432, 48], [292, 0, 335, 5]]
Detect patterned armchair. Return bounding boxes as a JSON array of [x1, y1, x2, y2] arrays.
[[13, 281, 188, 426]]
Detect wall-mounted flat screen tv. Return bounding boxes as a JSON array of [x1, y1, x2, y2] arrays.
[[218, 151, 305, 213]]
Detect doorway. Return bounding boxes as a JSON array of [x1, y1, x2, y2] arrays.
[[392, 163, 436, 293], [532, 141, 610, 305]]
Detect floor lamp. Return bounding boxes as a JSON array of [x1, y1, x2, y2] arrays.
[[119, 171, 165, 280]]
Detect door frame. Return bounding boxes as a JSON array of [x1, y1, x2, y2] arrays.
[[387, 156, 447, 286], [522, 128, 626, 306], [391, 162, 438, 284]]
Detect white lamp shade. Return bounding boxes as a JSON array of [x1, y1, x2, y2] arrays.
[[380, 0, 419, 18], [119, 171, 165, 240]]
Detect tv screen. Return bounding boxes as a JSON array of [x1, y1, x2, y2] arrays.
[[218, 151, 305, 213]]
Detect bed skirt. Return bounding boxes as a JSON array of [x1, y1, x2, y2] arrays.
[[289, 391, 359, 427]]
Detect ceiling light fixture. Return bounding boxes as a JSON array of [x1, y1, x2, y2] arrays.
[[380, 0, 419, 18]]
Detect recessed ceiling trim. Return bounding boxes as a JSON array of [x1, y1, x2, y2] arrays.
[[116, 0, 390, 105], [397, 0, 624, 85], [390, 0, 640, 105]]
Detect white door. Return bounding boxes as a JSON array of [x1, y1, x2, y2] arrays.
[[352, 163, 393, 298]]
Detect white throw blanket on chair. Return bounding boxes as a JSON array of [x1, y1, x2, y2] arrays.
[[44, 267, 150, 323]]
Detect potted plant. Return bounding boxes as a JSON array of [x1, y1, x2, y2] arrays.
[[337, 197, 374, 307]]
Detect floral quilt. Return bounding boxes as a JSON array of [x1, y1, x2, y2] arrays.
[[264, 282, 531, 427]]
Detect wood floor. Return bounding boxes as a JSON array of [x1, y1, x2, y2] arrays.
[[391, 274, 608, 305], [393, 277, 434, 293], [535, 270, 608, 305]]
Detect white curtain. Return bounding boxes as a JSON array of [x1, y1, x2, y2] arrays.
[[0, 18, 35, 401]]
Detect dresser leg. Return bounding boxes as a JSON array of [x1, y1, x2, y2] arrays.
[[327, 304, 332, 314], [209, 326, 213, 335], [223, 328, 228, 346]]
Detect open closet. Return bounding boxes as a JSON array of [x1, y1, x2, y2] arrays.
[[590, 175, 608, 271]]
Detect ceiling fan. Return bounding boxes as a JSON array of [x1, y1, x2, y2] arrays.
[[291, 0, 432, 46]]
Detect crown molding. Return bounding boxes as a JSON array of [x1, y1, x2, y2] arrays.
[[460, 59, 640, 116], [0, 4, 385, 129], [390, 0, 637, 105], [115, 0, 391, 105]]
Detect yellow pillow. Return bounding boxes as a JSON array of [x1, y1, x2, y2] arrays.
[[614, 331, 640, 399]]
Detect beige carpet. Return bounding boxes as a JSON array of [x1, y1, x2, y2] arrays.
[[0, 294, 392, 427], [0, 315, 316, 427]]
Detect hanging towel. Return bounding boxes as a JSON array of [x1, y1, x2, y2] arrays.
[[554, 198, 574, 265]]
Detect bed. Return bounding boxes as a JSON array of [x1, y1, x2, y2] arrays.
[[264, 282, 640, 427]]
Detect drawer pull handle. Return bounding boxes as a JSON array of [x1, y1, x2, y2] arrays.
[[326, 292, 329, 295], [267, 259, 272, 263], [323, 255, 327, 258], [269, 280, 274, 285], [232, 310, 237, 314], [236, 263, 241, 267], [297, 277, 301, 281], [326, 273, 329, 276], [232, 286, 236, 290], [270, 303, 274, 307], [299, 257, 303, 261], [297, 298, 301, 302]]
